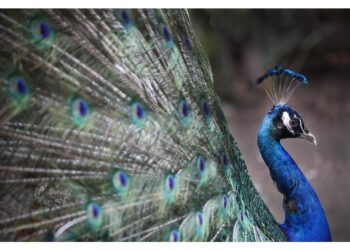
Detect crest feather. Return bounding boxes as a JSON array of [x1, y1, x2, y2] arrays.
[[255, 66, 308, 105]]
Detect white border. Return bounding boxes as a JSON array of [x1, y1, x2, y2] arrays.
[[0, 1, 348, 247], [2, 242, 350, 250], [0, 0, 350, 8]]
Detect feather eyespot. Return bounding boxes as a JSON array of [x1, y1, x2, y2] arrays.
[[165, 175, 175, 192], [163, 26, 171, 43], [163, 175, 177, 203], [178, 100, 191, 127], [202, 101, 210, 116], [7, 75, 31, 105], [112, 170, 130, 194], [181, 101, 189, 117], [222, 154, 228, 167], [121, 10, 130, 26], [240, 211, 245, 222], [38, 21, 50, 39], [86, 202, 103, 230], [197, 156, 206, 172], [169, 230, 180, 242], [160, 24, 174, 48], [10, 77, 27, 95], [32, 20, 51, 39], [15, 79, 27, 95], [129, 101, 147, 128], [71, 97, 90, 126], [29, 17, 56, 48], [223, 195, 228, 208], [200, 97, 211, 119], [196, 212, 204, 226]]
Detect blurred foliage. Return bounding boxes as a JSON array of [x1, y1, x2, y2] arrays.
[[190, 9, 350, 105]]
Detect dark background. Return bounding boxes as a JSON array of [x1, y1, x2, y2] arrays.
[[190, 9, 350, 241]]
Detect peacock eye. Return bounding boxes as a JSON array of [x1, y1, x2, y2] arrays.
[[276, 120, 284, 129], [290, 119, 298, 128]]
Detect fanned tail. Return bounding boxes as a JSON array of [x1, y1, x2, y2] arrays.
[[0, 9, 285, 241]]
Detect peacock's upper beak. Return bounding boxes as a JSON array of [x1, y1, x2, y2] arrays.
[[299, 131, 317, 146]]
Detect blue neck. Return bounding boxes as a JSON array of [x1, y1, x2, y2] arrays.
[[257, 114, 331, 241]]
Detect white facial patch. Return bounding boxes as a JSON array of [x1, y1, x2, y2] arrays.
[[281, 111, 294, 134]]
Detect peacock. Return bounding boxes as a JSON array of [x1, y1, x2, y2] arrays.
[[0, 9, 331, 242]]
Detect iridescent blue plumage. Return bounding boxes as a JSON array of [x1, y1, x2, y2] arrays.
[[257, 104, 331, 241]]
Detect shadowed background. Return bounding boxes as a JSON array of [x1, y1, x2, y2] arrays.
[[190, 9, 350, 241]]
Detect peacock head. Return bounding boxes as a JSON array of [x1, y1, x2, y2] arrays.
[[267, 105, 316, 145], [256, 66, 316, 145]]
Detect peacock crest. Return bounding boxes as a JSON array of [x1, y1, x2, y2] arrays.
[[255, 65, 308, 105]]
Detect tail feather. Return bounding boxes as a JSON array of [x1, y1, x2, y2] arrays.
[[0, 9, 284, 241]]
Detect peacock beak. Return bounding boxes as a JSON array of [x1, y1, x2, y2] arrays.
[[300, 131, 317, 146]]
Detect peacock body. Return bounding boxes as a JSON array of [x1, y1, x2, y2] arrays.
[[0, 9, 330, 242], [256, 66, 331, 241]]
